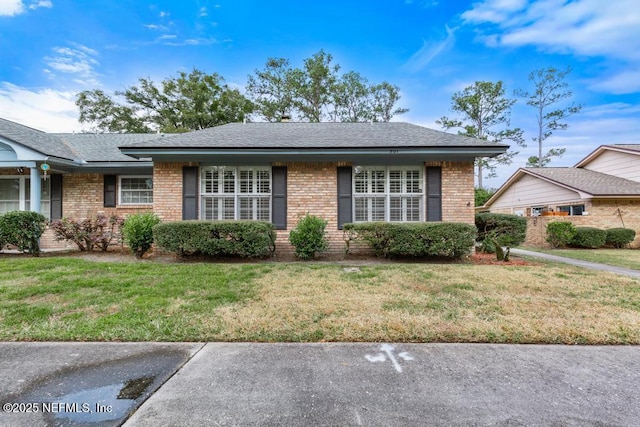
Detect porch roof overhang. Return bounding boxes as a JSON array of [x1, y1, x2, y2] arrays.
[[119, 146, 507, 165]]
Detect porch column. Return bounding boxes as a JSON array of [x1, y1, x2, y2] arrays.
[[30, 167, 41, 213]]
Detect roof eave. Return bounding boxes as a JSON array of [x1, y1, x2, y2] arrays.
[[119, 146, 508, 160]]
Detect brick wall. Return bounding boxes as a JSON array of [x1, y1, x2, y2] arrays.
[[152, 162, 199, 222], [433, 161, 475, 224], [274, 162, 347, 255], [7, 161, 476, 253], [48, 173, 152, 249], [524, 199, 640, 248]]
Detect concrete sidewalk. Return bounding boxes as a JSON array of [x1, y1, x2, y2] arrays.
[[2, 343, 639, 426], [511, 248, 640, 279]]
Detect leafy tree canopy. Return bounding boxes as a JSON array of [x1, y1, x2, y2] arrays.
[[76, 69, 253, 133], [246, 49, 408, 122]]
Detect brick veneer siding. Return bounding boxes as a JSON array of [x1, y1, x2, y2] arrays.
[[518, 199, 640, 248], [273, 162, 345, 255], [16, 160, 476, 253], [152, 162, 199, 222], [430, 161, 475, 224], [47, 173, 152, 249]]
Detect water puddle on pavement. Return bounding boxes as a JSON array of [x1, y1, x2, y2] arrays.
[[13, 349, 189, 426]]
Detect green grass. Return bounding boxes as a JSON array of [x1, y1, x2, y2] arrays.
[[521, 247, 640, 270], [1, 254, 639, 344], [0, 257, 267, 341]]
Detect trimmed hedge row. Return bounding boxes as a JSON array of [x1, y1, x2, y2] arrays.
[[0, 211, 46, 256], [153, 220, 276, 258], [343, 222, 476, 259], [546, 222, 636, 248]]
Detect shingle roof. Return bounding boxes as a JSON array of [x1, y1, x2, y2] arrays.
[[52, 133, 159, 162], [525, 167, 640, 196], [607, 144, 640, 152], [121, 122, 509, 149], [0, 117, 78, 161]]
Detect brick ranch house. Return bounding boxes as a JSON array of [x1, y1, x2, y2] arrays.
[[0, 117, 508, 254], [483, 144, 640, 248]]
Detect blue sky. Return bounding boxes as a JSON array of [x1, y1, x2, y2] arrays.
[[1, 0, 639, 188]]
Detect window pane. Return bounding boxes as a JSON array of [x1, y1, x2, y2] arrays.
[[372, 170, 385, 193], [406, 170, 422, 193], [202, 170, 218, 193], [257, 170, 270, 194], [121, 177, 153, 204], [0, 179, 20, 214], [389, 170, 402, 193], [355, 170, 368, 194], [223, 170, 235, 193], [240, 170, 253, 193]]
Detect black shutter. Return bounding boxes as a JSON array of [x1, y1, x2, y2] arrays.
[[50, 174, 63, 220], [271, 166, 287, 230], [103, 175, 116, 207], [182, 166, 198, 220], [426, 167, 442, 221], [337, 166, 353, 229]]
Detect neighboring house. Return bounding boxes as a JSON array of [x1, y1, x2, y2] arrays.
[[0, 117, 508, 253], [484, 144, 640, 247]]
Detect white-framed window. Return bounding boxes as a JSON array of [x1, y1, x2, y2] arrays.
[[0, 177, 50, 219], [200, 166, 271, 221], [353, 166, 423, 222], [119, 176, 153, 205]]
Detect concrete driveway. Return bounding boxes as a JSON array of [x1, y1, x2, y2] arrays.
[[1, 343, 639, 426]]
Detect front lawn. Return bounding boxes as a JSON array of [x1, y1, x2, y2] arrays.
[[1, 255, 639, 344], [521, 247, 640, 270]]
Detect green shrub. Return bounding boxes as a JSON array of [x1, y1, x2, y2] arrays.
[[570, 227, 607, 249], [288, 214, 328, 260], [605, 228, 636, 248], [0, 211, 46, 256], [122, 213, 161, 258], [50, 214, 124, 251], [153, 220, 276, 258], [546, 221, 576, 248], [344, 222, 476, 259], [475, 213, 527, 253]]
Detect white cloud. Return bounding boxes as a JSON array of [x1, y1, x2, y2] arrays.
[[464, 0, 640, 60], [0, 82, 81, 132], [0, 0, 51, 15], [29, 0, 51, 10], [403, 25, 456, 72], [43, 43, 101, 87], [0, 0, 24, 15], [587, 70, 640, 95]]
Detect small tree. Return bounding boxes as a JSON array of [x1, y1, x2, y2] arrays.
[[122, 213, 161, 258], [437, 81, 524, 188], [288, 214, 328, 260], [516, 67, 582, 168]]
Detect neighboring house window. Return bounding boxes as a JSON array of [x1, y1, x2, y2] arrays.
[[558, 205, 584, 216], [531, 206, 544, 216], [200, 166, 271, 221], [353, 166, 423, 222], [119, 176, 153, 205], [0, 177, 50, 219]]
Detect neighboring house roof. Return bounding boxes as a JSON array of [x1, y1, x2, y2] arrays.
[[52, 133, 158, 162], [485, 167, 640, 208], [523, 168, 640, 196], [575, 144, 640, 168], [0, 117, 78, 161]]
